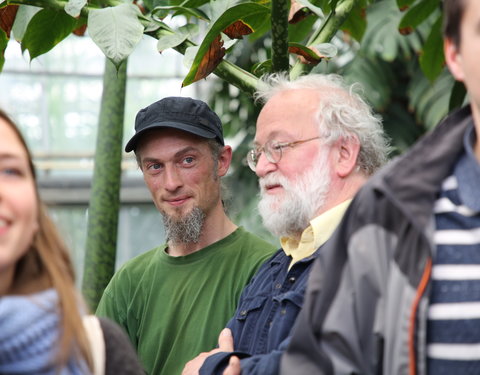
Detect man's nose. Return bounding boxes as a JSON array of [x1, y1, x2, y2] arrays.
[[163, 166, 183, 191], [255, 152, 277, 178]]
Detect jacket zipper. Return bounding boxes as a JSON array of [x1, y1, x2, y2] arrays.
[[408, 257, 432, 375]]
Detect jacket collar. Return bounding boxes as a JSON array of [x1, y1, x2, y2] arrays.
[[373, 106, 473, 229]]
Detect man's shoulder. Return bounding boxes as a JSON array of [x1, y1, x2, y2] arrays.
[[234, 227, 277, 253], [113, 245, 166, 279]]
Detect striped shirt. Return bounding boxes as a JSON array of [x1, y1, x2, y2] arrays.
[[427, 125, 480, 374]]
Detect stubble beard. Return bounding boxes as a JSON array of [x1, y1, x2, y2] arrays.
[[161, 206, 206, 245], [258, 149, 332, 238]]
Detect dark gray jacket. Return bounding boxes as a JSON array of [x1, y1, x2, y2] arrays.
[[281, 106, 473, 375]]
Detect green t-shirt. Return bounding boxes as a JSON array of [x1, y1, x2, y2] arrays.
[[96, 227, 276, 375]]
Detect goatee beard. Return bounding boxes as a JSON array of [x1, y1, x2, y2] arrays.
[[162, 207, 206, 245]]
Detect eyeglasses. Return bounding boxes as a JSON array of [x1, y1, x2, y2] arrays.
[[246, 136, 320, 171]]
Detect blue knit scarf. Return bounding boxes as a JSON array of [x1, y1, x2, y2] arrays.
[[0, 289, 89, 374]]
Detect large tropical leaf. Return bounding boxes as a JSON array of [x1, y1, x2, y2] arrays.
[[397, 0, 416, 8], [0, 4, 18, 38], [360, 0, 421, 61], [398, 0, 440, 31], [408, 68, 455, 129], [0, 28, 7, 71], [419, 14, 443, 81], [449, 80, 467, 112], [65, 0, 87, 18], [151, 5, 209, 21], [340, 0, 367, 42], [11, 5, 40, 42], [342, 54, 396, 111], [157, 24, 198, 52], [182, 1, 269, 86], [22, 8, 79, 60], [88, 3, 144, 68]]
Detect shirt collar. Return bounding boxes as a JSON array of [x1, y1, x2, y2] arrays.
[[281, 199, 352, 267], [454, 122, 480, 211]]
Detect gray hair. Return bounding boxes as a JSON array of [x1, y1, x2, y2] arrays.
[[255, 73, 390, 176]]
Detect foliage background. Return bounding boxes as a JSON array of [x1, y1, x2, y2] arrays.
[[0, 0, 468, 307]]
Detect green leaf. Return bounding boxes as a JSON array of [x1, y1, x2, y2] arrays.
[[251, 59, 273, 76], [399, 0, 440, 30], [11, 5, 40, 42], [295, 0, 324, 17], [0, 28, 8, 72], [419, 14, 443, 81], [449, 80, 467, 112], [396, 0, 416, 9], [65, 0, 87, 18], [288, 12, 317, 42], [22, 9, 78, 60], [343, 55, 396, 111], [152, 5, 209, 21], [341, 1, 366, 42], [88, 4, 144, 68], [360, 1, 422, 61], [157, 24, 198, 52], [408, 68, 454, 129], [183, 45, 198, 70], [182, 2, 269, 87]]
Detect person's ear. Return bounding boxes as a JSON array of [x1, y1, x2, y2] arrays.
[[444, 38, 465, 82], [333, 137, 360, 178], [217, 145, 232, 177]]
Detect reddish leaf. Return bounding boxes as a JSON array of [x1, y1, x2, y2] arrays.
[[223, 20, 253, 39], [0, 5, 19, 38], [288, 45, 321, 65], [73, 23, 87, 36], [134, 0, 146, 15], [192, 35, 225, 83], [399, 26, 413, 35], [288, 0, 311, 24]]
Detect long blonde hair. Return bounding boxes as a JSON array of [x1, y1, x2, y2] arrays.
[[1, 109, 93, 371]]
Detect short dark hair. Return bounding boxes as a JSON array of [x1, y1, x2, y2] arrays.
[[443, 0, 467, 48]]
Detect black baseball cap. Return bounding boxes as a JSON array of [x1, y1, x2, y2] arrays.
[[125, 96, 224, 152]]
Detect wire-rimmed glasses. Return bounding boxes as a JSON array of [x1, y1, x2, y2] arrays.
[[246, 136, 320, 171]]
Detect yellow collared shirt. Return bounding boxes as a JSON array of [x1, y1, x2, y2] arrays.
[[281, 199, 352, 269]]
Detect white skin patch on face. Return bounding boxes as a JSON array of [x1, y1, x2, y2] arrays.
[[0, 118, 39, 292]]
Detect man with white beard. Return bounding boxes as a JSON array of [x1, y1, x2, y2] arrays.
[[96, 97, 276, 375], [182, 73, 390, 375]]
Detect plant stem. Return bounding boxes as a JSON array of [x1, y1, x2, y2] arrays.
[[271, 0, 290, 73]]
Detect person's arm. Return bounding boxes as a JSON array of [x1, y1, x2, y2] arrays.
[[182, 329, 235, 375], [199, 333, 292, 374]]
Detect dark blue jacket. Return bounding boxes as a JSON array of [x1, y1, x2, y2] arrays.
[[200, 248, 319, 374]]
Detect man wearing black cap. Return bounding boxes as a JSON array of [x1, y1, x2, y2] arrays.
[[96, 97, 276, 375]]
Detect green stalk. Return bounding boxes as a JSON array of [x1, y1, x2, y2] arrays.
[[81, 58, 127, 311], [271, 0, 290, 73]]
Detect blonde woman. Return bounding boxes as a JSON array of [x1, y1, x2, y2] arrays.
[[0, 109, 144, 374]]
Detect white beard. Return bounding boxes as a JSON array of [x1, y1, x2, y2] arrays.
[[258, 148, 332, 238]]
